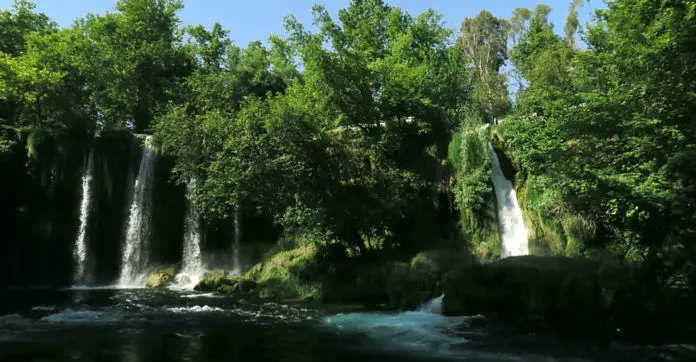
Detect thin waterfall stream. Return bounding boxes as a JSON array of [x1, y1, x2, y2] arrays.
[[118, 136, 156, 287], [489, 143, 529, 257], [232, 203, 241, 274], [73, 148, 94, 283], [421, 141, 530, 312], [172, 185, 204, 289]]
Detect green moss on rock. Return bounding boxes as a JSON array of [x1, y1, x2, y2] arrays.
[[146, 265, 177, 288], [243, 245, 321, 300], [194, 269, 258, 294]]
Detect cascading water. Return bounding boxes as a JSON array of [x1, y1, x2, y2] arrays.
[[118, 136, 156, 287], [172, 187, 204, 290], [231, 203, 241, 274], [419, 141, 530, 314], [489, 143, 529, 257], [73, 148, 95, 283], [420, 294, 443, 314]]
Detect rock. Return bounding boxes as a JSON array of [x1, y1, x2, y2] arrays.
[[194, 269, 234, 292], [442, 256, 601, 332], [242, 246, 321, 300], [194, 269, 257, 295], [384, 262, 421, 309], [146, 265, 177, 288]]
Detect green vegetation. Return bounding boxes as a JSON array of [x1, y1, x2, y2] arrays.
[[197, 245, 469, 309], [499, 0, 696, 287], [2, 0, 696, 342]]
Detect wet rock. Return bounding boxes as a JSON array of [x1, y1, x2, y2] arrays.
[[146, 265, 177, 288]]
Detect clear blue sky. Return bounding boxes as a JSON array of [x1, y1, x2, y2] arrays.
[[1, 0, 604, 46]]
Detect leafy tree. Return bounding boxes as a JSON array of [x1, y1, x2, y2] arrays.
[[0, 0, 54, 56], [564, 0, 585, 47], [510, 4, 575, 116], [459, 11, 510, 120], [76, 0, 191, 132], [157, 0, 469, 253], [501, 0, 696, 290]]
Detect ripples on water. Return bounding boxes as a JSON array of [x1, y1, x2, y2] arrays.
[[0, 288, 694, 362]]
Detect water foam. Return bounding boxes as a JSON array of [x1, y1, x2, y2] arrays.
[[165, 305, 224, 313], [181, 293, 221, 299]]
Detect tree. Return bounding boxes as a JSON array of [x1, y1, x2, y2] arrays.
[[564, 0, 585, 47], [156, 0, 469, 252], [459, 11, 510, 120], [77, 0, 191, 132], [510, 4, 575, 115], [501, 0, 696, 290]]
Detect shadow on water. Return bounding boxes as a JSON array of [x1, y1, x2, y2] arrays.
[[0, 288, 695, 362]]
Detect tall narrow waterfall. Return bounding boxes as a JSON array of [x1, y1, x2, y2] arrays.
[[73, 148, 95, 283], [489, 143, 529, 257], [118, 136, 156, 287], [232, 203, 241, 273], [172, 189, 204, 289]]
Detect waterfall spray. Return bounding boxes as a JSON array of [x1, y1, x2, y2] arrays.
[[489, 143, 529, 257], [73, 148, 94, 283], [118, 136, 156, 287]]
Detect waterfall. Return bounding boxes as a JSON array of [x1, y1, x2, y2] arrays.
[[73, 148, 94, 283], [118, 136, 156, 287], [420, 295, 443, 314], [231, 203, 241, 274], [172, 187, 204, 290], [489, 143, 529, 257]]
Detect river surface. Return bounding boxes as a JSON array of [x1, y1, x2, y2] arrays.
[[0, 288, 693, 362]]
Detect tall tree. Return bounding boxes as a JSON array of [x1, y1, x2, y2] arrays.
[[564, 0, 585, 47], [459, 11, 510, 120], [77, 0, 191, 131], [510, 4, 574, 115]]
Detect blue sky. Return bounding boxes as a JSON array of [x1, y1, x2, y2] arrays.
[[2, 0, 604, 46]]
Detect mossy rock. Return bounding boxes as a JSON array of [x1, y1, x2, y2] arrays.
[[410, 249, 472, 303], [384, 262, 423, 309], [146, 265, 177, 288], [242, 245, 321, 300], [194, 269, 235, 292], [410, 249, 472, 279]]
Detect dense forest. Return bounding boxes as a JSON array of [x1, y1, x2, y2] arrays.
[[1, 0, 695, 342]]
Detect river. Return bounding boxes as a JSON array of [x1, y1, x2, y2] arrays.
[[0, 288, 693, 362]]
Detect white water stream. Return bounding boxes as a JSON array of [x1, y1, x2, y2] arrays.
[[489, 143, 529, 257], [118, 136, 156, 287], [232, 203, 241, 274], [73, 148, 95, 283], [172, 187, 204, 290]]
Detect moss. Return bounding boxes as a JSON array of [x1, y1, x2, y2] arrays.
[[243, 245, 321, 300], [194, 269, 258, 294], [146, 265, 177, 288], [410, 249, 472, 279]]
